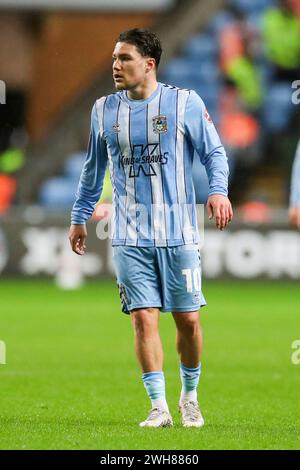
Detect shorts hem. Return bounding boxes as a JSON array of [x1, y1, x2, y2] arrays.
[[122, 302, 207, 315], [125, 303, 162, 314], [161, 303, 206, 312]]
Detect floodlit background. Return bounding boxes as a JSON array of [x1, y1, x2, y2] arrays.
[[0, 0, 300, 450]]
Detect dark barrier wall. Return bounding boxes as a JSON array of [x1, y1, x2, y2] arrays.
[[1, 210, 300, 282]]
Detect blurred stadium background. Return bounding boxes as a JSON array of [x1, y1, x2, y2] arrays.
[[1, 0, 300, 450]]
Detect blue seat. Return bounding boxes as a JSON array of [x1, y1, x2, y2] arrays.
[[208, 11, 235, 34], [194, 81, 220, 102], [229, 0, 274, 14], [194, 61, 221, 84], [261, 83, 295, 132], [245, 11, 264, 30], [256, 60, 274, 87], [162, 58, 195, 79], [39, 177, 79, 209], [183, 34, 218, 60], [64, 151, 85, 179], [163, 58, 220, 89]]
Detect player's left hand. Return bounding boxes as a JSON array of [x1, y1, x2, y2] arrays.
[[289, 205, 300, 230], [207, 194, 233, 230]]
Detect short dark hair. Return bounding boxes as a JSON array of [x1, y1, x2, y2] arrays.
[[116, 28, 162, 68]]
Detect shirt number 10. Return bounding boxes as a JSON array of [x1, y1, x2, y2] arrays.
[[182, 268, 201, 292]]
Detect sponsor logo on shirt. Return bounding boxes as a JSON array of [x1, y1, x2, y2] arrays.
[[119, 143, 169, 178]]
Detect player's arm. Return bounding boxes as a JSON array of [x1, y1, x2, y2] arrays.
[[185, 90, 233, 230], [289, 139, 300, 230], [69, 102, 108, 255], [289, 206, 300, 230]]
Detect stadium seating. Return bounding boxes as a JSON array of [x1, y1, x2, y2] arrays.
[[183, 33, 219, 60], [64, 151, 85, 179], [208, 11, 234, 34], [229, 0, 274, 14], [261, 83, 295, 132], [37, 0, 297, 208], [39, 151, 85, 209], [39, 176, 79, 209]]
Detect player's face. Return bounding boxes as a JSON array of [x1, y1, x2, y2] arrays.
[[112, 42, 153, 91]]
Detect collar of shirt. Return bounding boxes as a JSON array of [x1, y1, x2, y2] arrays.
[[120, 82, 162, 109]]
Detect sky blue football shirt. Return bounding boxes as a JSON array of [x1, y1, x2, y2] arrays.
[[71, 82, 229, 246]]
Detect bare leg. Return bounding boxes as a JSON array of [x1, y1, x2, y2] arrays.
[[172, 310, 202, 368], [172, 310, 204, 427], [130, 307, 163, 372], [131, 308, 172, 423]]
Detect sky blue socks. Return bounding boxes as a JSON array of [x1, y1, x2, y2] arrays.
[[180, 363, 201, 404], [142, 363, 201, 411], [142, 371, 169, 412]]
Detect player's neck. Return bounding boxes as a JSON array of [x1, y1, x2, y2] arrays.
[[127, 78, 158, 101]]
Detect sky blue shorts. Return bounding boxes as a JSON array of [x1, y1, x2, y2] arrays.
[[112, 244, 206, 315]]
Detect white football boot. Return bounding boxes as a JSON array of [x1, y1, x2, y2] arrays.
[[139, 407, 173, 428], [179, 400, 204, 428]]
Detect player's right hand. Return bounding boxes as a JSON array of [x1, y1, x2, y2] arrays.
[[207, 194, 233, 230], [289, 205, 300, 230], [69, 224, 87, 255]]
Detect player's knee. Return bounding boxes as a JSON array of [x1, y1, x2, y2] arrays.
[[131, 308, 158, 338], [177, 313, 200, 337]]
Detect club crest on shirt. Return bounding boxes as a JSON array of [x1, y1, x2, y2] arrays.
[[112, 123, 120, 133], [152, 115, 168, 134]]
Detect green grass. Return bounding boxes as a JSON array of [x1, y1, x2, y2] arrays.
[[0, 279, 300, 450]]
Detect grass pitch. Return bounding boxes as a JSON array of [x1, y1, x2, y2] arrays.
[[0, 279, 300, 450]]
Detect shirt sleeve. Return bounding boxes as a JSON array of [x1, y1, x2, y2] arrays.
[[185, 89, 229, 197], [71, 102, 108, 224], [290, 138, 300, 207]]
